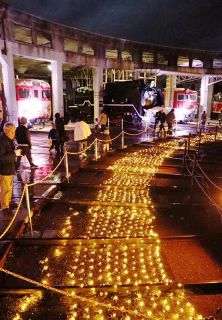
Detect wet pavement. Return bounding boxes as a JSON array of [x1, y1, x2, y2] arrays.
[[0, 123, 222, 319]]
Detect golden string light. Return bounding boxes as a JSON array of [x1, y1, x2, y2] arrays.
[[5, 137, 211, 319]]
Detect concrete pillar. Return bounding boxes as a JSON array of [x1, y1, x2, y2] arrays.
[[51, 59, 64, 118], [93, 66, 103, 122], [200, 75, 212, 118], [0, 52, 17, 124], [165, 74, 176, 109]]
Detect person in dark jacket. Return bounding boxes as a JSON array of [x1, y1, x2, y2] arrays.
[[15, 117, 38, 169], [0, 123, 22, 214], [166, 109, 176, 135], [159, 109, 166, 133], [55, 113, 66, 155], [154, 111, 160, 130], [48, 122, 59, 154]]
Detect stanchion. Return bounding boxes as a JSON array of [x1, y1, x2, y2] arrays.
[[25, 184, 33, 236], [187, 133, 191, 154], [65, 150, 70, 183], [108, 117, 110, 128], [121, 130, 125, 149], [191, 153, 196, 190], [198, 130, 202, 153], [182, 140, 188, 174], [121, 119, 125, 149], [94, 138, 98, 161], [215, 125, 218, 141], [146, 125, 149, 141]]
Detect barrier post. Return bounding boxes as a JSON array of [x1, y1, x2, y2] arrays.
[[108, 117, 110, 128], [65, 150, 70, 183], [198, 130, 202, 153], [187, 133, 191, 155], [25, 184, 33, 236], [191, 153, 196, 190], [182, 140, 187, 174], [121, 119, 125, 149], [121, 131, 125, 149], [215, 125, 218, 141], [146, 125, 149, 140], [94, 138, 98, 161]]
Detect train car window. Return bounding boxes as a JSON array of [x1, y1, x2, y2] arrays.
[[18, 88, 30, 99], [177, 94, 185, 101], [189, 94, 197, 101], [34, 90, 38, 98], [32, 81, 40, 86], [42, 90, 50, 99]]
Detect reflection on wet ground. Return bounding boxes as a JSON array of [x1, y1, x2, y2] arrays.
[[0, 126, 222, 319]]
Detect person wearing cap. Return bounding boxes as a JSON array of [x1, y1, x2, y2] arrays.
[[0, 123, 22, 214], [15, 117, 38, 169], [55, 112, 66, 155]]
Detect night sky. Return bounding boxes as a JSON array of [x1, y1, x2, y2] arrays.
[[5, 0, 222, 51]]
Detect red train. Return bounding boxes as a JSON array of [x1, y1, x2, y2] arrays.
[[170, 88, 198, 122], [16, 79, 51, 122]]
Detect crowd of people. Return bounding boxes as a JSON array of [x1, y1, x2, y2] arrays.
[[0, 107, 218, 215], [154, 108, 176, 136], [0, 110, 112, 215]]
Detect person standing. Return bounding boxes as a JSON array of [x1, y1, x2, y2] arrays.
[[0, 123, 22, 214], [158, 109, 166, 135], [73, 115, 91, 159], [201, 111, 207, 131], [102, 127, 112, 152], [15, 117, 38, 169], [55, 113, 66, 155], [48, 122, 59, 154], [166, 109, 176, 135], [154, 111, 160, 130], [99, 109, 107, 132]]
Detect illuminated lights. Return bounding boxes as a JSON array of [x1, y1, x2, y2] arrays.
[[8, 139, 208, 319]]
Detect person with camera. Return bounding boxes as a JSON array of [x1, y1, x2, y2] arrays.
[[15, 117, 38, 169], [0, 122, 22, 214]]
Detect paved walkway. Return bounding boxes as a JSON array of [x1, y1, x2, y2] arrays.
[[0, 122, 217, 240]]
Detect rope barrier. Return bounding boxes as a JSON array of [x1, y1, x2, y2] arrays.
[[66, 139, 96, 156], [0, 267, 157, 319], [27, 153, 66, 187], [183, 132, 222, 224], [97, 132, 122, 143], [0, 187, 26, 239], [194, 176, 222, 223], [123, 128, 147, 136], [196, 161, 222, 192]]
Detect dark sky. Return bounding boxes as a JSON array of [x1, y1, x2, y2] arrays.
[[5, 0, 222, 51]]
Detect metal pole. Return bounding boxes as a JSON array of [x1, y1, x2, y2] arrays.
[[65, 151, 70, 183], [25, 184, 33, 236], [182, 140, 187, 174], [121, 130, 125, 149], [191, 153, 196, 190], [187, 133, 191, 155], [146, 125, 149, 141], [121, 119, 125, 149], [108, 117, 110, 128], [198, 130, 202, 153], [94, 138, 98, 161], [215, 125, 218, 141]]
